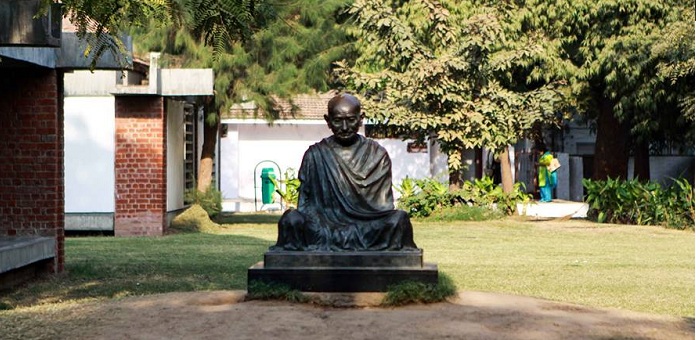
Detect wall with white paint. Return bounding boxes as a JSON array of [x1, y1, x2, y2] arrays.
[[219, 121, 445, 211], [64, 96, 116, 213]]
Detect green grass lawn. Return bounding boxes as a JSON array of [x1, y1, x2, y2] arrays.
[[1, 216, 693, 318]]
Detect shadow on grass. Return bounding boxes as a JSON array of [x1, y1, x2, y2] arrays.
[[0, 233, 273, 310], [215, 212, 282, 225]]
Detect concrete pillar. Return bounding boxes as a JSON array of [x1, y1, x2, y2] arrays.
[[114, 96, 167, 236], [569, 156, 584, 202], [555, 153, 570, 200]]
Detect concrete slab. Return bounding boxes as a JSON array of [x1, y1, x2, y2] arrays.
[[248, 262, 439, 292], [518, 200, 589, 219], [0, 236, 55, 274]]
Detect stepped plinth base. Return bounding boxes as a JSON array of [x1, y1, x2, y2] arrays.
[[247, 250, 439, 292]]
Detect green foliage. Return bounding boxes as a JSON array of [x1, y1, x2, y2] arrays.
[[337, 0, 567, 176], [396, 177, 450, 218], [382, 275, 457, 306], [56, 0, 172, 69], [583, 177, 695, 229], [455, 176, 531, 215], [518, 0, 694, 177], [271, 168, 300, 209], [246, 280, 308, 303], [184, 184, 223, 218], [396, 176, 530, 218]]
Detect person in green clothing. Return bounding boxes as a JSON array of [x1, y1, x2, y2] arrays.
[[537, 145, 557, 202]]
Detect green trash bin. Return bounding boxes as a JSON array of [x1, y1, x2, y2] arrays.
[[260, 168, 276, 204]]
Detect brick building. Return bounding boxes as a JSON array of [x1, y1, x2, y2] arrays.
[[0, 2, 212, 287]]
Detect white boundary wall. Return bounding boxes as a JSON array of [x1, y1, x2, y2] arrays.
[[220, 122, 441, 211]]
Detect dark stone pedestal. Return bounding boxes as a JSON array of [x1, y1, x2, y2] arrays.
[[247, 250, 438, 292]]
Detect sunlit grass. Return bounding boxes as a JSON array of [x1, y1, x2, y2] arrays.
[[0, 216, 692, 318]]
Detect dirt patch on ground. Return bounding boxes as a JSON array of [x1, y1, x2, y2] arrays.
[[6, 290, 692, 339]]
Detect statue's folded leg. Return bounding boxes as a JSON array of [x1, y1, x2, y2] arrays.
[[270, 209, 330, 251], [270, 209, 306, 251], [357, 210, 419, 251]]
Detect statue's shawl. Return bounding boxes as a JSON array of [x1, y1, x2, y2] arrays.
[[297, 135, 396, 232]]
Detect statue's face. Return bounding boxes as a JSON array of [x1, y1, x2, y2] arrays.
[[325, 99, 363, 146]]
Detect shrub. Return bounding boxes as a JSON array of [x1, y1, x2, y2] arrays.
[[453, 176, 531, 215], [583, 177, 695, 229], [184, 184, 222, 218], [396, 177, 451, 218], [396, 176, 531, 219]]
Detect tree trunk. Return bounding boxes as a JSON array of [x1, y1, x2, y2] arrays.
[[592, 94, 629, 180], [633, 138, 650, 181], [197, 113, 219, 192], [499, 147, 514, 193], [449, 170, 463, 190]]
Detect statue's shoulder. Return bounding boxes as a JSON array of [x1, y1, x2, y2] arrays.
[[362, 135, 387, 152], [362, 135, 381, 146], [312, 137, 331, 149], [304, 137, 331, 156]]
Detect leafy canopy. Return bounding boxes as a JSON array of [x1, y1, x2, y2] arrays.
[[336, 0, 567, 171]]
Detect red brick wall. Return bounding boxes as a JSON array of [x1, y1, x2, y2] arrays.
[[114, 96, 167, 236], [0, 68, 65, 273]]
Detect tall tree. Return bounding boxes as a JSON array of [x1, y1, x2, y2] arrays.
[[131, 0, 354, 191], [517, 0, 694, 180], [336, 0, 566, 191], [630, 4, 695, 179]]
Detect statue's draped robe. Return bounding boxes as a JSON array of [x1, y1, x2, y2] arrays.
[[272, 135, 418, 251]]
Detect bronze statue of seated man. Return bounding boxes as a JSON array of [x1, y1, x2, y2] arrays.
[[270, 93, 419, 252]]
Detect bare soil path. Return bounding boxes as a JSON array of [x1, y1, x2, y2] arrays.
[[14, 290, 693, 340]]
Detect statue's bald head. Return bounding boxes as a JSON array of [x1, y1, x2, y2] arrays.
[[325, 94, 363, 146], [327, 94, 361, 117]]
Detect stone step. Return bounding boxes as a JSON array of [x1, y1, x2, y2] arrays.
[[0, 236, 55, 274], [248, 262, 439, 292], [263, 250, 424, 268]]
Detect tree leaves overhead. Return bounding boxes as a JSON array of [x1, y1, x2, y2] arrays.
[[57, 0, 273, 68], [131, 0, 354, 119], [56, 0, 172, 68], [337, 0, 567, 173]]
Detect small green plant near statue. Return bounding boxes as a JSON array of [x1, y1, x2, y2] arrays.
[[246, 281, 308, 303], [583, 177, 695, 229], [381, 275, 457, 306], [271, 168, 300, 208], [396, 176, 531, 219], [184, 180, 223, 218]]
